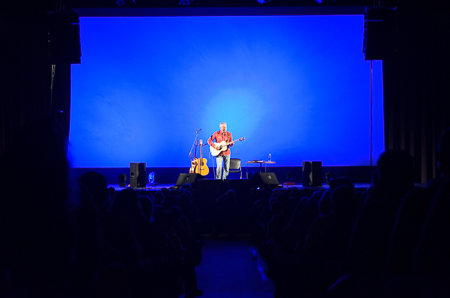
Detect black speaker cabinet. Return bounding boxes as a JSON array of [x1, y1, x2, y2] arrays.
[[302, 161, 322, 187], [176, 173, 200, 186], [130, 163, 146, 188], [251, 172, 280, 186]]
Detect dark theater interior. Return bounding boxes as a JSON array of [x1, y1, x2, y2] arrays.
[[1, 0, 450, 297]]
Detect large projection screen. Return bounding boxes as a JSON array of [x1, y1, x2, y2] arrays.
[[69, 14, 384, 167]]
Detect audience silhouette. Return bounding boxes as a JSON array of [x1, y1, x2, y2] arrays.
[[1, 119, 449, 297]]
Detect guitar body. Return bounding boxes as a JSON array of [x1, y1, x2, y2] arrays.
[[189, 158, 198, 173], [210, 141, 228, 157], [210, 137, 245, 157], [195, 157, 209, 176], [190, 139, 209, 176]]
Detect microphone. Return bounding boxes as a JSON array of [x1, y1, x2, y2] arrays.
[[196, 129, 202, 133]]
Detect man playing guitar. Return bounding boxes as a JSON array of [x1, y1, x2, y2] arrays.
[[208, 122, 234, 180]]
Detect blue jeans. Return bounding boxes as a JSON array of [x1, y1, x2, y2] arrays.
[[216, 154, 230, 180]]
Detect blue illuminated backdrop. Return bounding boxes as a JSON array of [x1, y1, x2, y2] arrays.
[[69, 15, 384, 168]]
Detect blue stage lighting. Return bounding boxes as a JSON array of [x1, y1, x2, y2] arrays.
[[70, 15, 384, 168]]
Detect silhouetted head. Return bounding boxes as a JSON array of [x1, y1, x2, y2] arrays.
[[78, 171, 108, 209], [226, 189, 237, 201], [329, 177, 355, 194], [180, 190, 192, 206], [277, 193, 289, 206], [270, 200, 282, 216], [153, 192, 165, 205], [180, 184, 192, 192], [162, 194, 179, 209], [331, 185, 358, 218], [373, 150, 415, 199], [169, 206, 183, 223]]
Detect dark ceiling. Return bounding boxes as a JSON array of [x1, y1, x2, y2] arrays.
[[64, 0, 398, 9]]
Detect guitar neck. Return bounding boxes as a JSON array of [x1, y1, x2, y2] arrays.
[[225, 138, 242, 146]]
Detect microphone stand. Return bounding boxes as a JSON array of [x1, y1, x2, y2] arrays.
[[188, 131, 200, 161]]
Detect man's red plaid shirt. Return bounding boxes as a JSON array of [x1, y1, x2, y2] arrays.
[[207, 131, 234, 156]]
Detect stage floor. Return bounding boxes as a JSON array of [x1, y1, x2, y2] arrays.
[[108, 179, 373, 193]]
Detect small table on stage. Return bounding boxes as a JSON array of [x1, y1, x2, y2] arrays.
[[246, 160, 276, 172]]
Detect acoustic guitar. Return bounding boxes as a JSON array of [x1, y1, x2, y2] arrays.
[[210, 137, 245, 157], [189, 139, 209, 176]]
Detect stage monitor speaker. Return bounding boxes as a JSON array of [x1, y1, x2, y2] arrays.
[[176, 173, 200, 186], [130, 163, 146, 188], [302, 161, 322, 187], [251, 172, 280, 186]]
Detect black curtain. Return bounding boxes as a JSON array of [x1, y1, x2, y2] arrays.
[[0, 1, 71, 156], [383, 7, 450, 183]]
